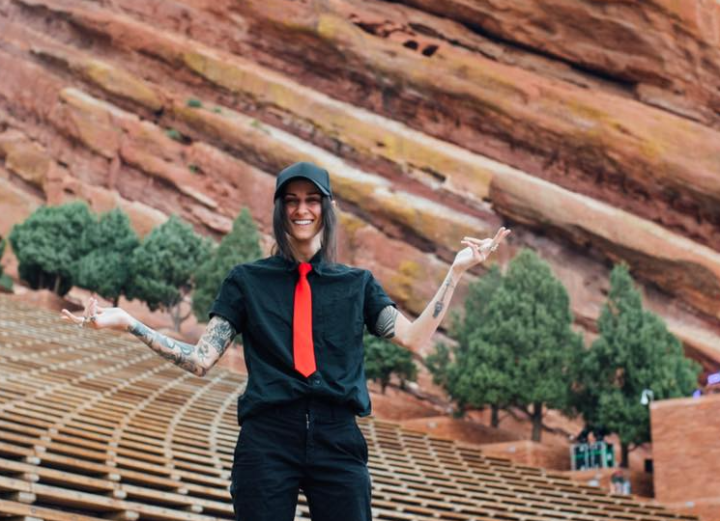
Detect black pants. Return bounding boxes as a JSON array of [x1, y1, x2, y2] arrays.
[[230, 398, 372, 521]]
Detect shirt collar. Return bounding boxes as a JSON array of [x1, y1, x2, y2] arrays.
[[278, 249, 326, 276]]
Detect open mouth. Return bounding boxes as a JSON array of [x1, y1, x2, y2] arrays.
[[292, 220, 314, 226]]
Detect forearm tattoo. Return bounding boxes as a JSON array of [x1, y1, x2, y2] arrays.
[[432, 275, 456, 318], [375, 305, 399, 339], [129, 316, 236, 376]]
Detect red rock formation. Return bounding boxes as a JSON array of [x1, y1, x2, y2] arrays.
[[392, 0, 720, 127], [230, 0, 720, 249], [1, 0, 719, 371]]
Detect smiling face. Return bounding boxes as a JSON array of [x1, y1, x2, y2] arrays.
[[282, 179, 324, 244]]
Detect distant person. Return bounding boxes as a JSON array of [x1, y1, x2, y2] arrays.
[[611, 470, 631, 495], [62, 161, 510, 521], [611, 470, 624, 494]]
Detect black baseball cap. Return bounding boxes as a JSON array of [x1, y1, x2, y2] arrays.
[[274, 162, 333, 200]]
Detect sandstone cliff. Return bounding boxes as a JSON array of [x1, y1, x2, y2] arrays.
[[1, 0, 719, 369]]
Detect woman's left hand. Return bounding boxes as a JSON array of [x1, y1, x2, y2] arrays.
[[452, 227, 511, 273]]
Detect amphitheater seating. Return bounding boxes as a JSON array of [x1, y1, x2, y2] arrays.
[[0, 296, 697, 521]]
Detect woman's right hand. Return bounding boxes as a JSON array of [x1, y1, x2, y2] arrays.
[[61, 297, 134, 332]]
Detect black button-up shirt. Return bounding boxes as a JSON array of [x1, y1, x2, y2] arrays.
[[209, 251, 396, 423]]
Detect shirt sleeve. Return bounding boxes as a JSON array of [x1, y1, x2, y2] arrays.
[[208, 267, 247, 335], [363, 270, 396, 337]]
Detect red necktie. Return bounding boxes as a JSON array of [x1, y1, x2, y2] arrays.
[[293, 262, 316, 377]]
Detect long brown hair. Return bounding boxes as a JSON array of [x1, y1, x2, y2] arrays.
[[272, 195, 337, 264]]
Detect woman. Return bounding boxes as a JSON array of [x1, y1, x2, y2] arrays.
[[62, 161, 510, 521]]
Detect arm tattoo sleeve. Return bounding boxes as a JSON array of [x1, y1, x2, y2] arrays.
[[375, 305, 399, 339], [129, 316, 236, 376]]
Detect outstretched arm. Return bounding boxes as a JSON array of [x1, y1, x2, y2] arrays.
[[61, 298, 236, 377], [377, 227, 510, 353], [127, 315, 235, 377]]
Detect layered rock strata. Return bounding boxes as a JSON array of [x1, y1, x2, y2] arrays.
[[0, 0, 719, 368]]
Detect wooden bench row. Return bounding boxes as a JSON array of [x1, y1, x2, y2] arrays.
[[0, 296, 696, 521]]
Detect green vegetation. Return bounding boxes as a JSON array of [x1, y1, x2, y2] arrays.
[[0, 236, 13, 291], [428, 250, 584, 441], [9, 202, 94, 296], [364, 332, 417, 393], [165, 128, 183, 142], [427, 265, 509, 427], [250, 119, 269, 135], [7, 201, 701, 456], [73, 208, 140, 307], [192, 208, 263, 323], [429, 251, 701, 448], [7, 205, 260, 333], [126, 215, 212, 332], [186, 98, 203, 108], [481, 249, 584, 442], [575, 265, 700, 467]]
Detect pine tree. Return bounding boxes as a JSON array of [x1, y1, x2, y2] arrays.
[[364, 332, 417, 393], [577, 265, 700, 467], [9, 202, 94, 296], [126, 215, 212, 331], [73, 208, 140, 306], [192, 208, 262, 323], [480, 249, 584, 441], [427, 265, 510, 426], [0, 236, 13, 291], [455, 265, 504, 347]]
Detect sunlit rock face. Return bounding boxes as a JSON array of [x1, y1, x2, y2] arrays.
[[1, 0, 719, 367], [387, 0, 720, 127]]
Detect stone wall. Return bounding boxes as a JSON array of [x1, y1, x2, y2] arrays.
[[478, 440, 571, 471], [651, 394, 720, 519]]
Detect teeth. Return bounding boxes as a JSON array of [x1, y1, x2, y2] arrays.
[[293, 220, 313, 225]]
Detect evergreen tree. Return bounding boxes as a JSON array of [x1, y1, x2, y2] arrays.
[[126, 215, 211, 331], [455, 265, 504, 347], [480, 249, 584, 441], [8, 202, 94, 296], [427, 265, 510, 426], [73, 208, 140, 306], [192, 208, 262, 323], [0, 236, 13, 291], [577, 265, 700, 467], [364, 332, 417, 393]]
